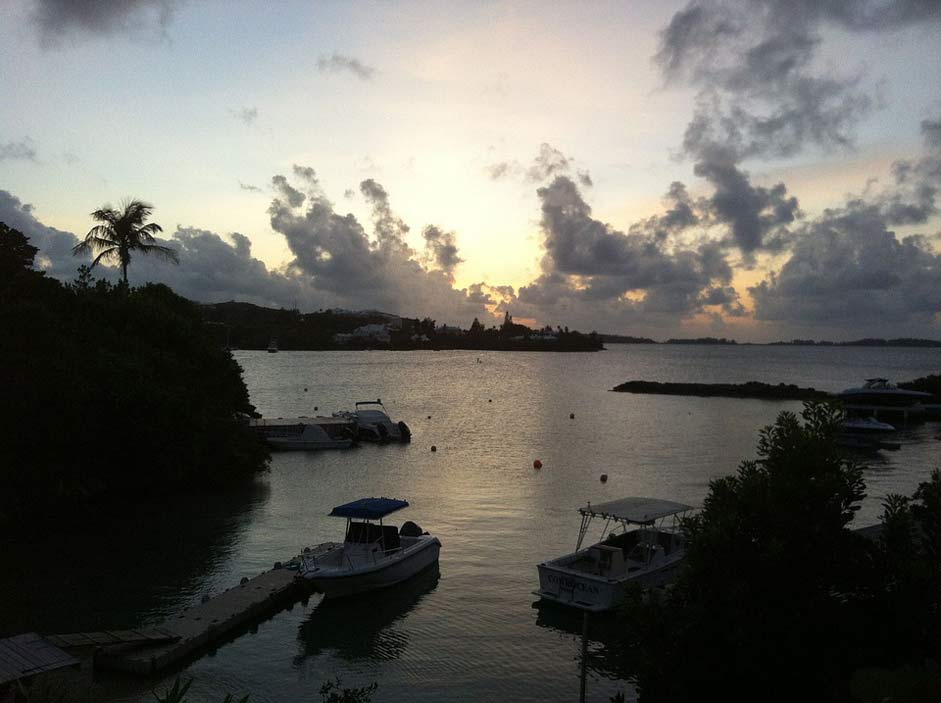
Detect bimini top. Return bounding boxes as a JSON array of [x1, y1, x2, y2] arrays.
[[329, 497, 409, 520], [580, 497, 693, 524]]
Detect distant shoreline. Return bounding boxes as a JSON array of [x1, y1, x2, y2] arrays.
[[600, 335, 941, 348]]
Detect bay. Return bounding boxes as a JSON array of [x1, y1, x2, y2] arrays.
[[1, 344, 937, 702]]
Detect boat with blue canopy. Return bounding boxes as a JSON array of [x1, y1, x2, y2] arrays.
[[299, 497, 441, 597]]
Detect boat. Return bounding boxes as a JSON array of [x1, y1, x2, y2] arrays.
[[841, 417, 896, 435], [837, 378, 931, 407], [299, 497, 441, 598], [534, 497, 693, 612], [333, 400, 411, 443], [247, 417, 356, 450], [267, 338, 279, 353]]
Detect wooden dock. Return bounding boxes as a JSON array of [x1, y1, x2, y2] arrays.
[[92, 568, 310, 676], [0, 633, 80, 689]]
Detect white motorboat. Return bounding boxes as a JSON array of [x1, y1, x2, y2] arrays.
[[535, 497, 693, 612], [838, 378, 931, 407], [841, 417, 896, 435], [299, 498, 441, 598], [248, 417, 356, 450], [334, 400, 411, 443]]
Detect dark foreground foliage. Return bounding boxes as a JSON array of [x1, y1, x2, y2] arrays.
[[620, 402, 941, 702], [0, 224, 269, 533]]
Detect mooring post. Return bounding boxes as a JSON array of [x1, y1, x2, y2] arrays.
[[579, 610, 589, 703]]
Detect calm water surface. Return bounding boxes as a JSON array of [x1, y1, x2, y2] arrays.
[[2, 345, 938, 702]]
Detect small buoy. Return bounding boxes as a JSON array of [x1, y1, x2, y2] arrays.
[[600, 474, 608, 483], [314, 406, 318, 411], [304, 387, 308, 392], [488, 399, 492, 403], [240, 576, 249, 585], [533, 459, 543, 469], [570, 413, 575, 419], [431, 445, 437, 452], [427, 415, 432, 419]]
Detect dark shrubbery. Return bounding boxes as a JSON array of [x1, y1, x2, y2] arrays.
[[0, 224, 269, 532], [620, 402, 941, 702]]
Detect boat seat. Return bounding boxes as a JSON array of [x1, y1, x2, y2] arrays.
[[381, 525, 401, 551]]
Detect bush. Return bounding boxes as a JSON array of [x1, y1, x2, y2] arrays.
[[0, 224, 269, 532]]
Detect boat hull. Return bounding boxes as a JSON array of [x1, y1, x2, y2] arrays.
[[305, 537, 441, 598], [535, 556, 683, 612]]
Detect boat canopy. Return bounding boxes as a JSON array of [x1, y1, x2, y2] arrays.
[[580, 497, 693, 524], [329, 497, 409, 520]]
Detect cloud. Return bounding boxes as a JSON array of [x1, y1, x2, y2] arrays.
[[693, 147, 800, 256], [316, 53, 376, 80], [750, 120, 941, 336], [265, 169, 488, 322], [0, 138, 38, 162], [487, 143, 593, 187], [655, 1, 941, 259], [421, 225, 463, 281], [0, 189, 86, 278], [657, 1, 940, 162], [238, 181, 262, 193], [504, 175, 737, 330], [32, 0, 178, 45], [229, 107, 258, 126]]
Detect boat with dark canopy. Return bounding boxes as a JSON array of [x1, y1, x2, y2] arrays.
[[299, 498, 440, 597]]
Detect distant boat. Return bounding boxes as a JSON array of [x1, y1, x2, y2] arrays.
[[838, 378, 931, 407], [841, 417, 896, 435], [248, 417, 356, 450], [299, 497, 441, 598], [334, 400, 411, 443], [535, 497, 693, 612], [266, 338, 279, 353]]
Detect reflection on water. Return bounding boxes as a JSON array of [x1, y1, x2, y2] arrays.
[[0, 479, 270, 637], [533, 604, 635, 683], [296, 564, 441, 663]]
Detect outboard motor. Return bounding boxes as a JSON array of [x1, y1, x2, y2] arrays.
[[398, 421, 412, 443], [399, 520, 423, 537]]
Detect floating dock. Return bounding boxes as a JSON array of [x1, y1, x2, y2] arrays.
[[92, 567, 310, 676]]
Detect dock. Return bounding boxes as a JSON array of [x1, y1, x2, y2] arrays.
[[89, 567, 310, 676], [0, 633, 80, 690]]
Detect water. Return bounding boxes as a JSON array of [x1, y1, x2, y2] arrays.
[[1, 345, 938, 702]]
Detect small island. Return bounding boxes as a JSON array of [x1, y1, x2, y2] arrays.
[[611, 380, 831, 400]]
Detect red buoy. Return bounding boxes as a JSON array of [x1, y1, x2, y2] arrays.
[[533, 459, 543, 469]]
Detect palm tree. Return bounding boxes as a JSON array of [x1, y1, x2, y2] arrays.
[[72, 199, 178, 285]]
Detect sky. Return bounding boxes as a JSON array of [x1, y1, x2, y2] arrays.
[[1, 0, 940, 341]]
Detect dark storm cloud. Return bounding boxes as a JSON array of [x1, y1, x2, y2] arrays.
[[750, 121, 941, 334], [32, 0, 177, 44], [316, 53, 376, 80], [0, 189, 86, 278], [0, 138, 38, 162], [658, 1, 940, 161], [512, 175, 736, 323], [267, 169, 487, 323], [655, 0, 941, 259], [271, 175, 305, 208], [693, 148, 800, 256], [421, 225, 463, 280]]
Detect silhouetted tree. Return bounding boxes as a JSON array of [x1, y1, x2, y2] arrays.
[[72, 199, 178, 284]]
